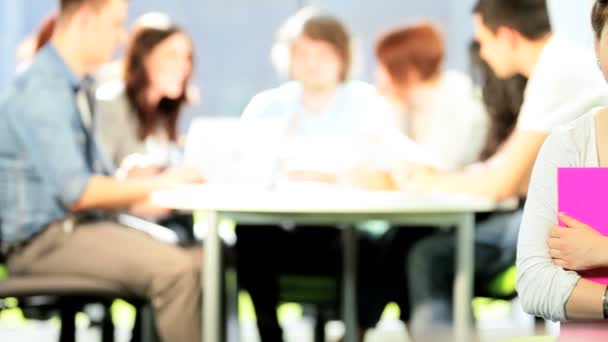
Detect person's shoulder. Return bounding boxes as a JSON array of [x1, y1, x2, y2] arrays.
[[546, 108, 598, 156], [95, 80, 128, 112], [559, 108, 600, 140], [96, 79, 126, 102], [95, 80, 132, 122], [1, 62, 71, 120], [341, 80, 377, 96], [541, 36, 601, 83], [340, 80, 387, 107], [437, 70, 477, 97], [442, 70, 474, 88], [242, 81, 299, 118]]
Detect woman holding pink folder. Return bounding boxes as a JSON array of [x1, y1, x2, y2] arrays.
[[517, 0, 608, 328]]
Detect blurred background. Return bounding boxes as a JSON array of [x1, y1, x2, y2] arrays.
[[0, 1, 599, 341], [1, 0, 484, 118]]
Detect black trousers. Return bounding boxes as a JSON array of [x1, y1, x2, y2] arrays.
[[236, 225, 342, 341], [235, 224, 433, 340]]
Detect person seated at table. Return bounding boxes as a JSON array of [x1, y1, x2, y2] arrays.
[[517, 0, 608, 330], [396, 0, 608, 338], [0, 0, 204, 340], [357, 37, 529, 333], [235, 7, 414, 341], [95, 18, 198, 242], [375, 21, 488, 171]]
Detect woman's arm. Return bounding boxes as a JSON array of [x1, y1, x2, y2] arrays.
[[564, 279, 605, 320], [547, 213, 608, 319], [516, 132, 582, 321]]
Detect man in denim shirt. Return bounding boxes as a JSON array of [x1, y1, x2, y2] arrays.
[[0, 1, 203, 340]]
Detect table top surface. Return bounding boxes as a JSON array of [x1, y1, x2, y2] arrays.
[[151, 183, 517, 215]]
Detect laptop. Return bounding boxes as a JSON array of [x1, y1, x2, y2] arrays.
[[184, 117, 288, 187]]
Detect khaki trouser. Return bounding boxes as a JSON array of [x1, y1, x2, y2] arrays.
[[7, 219, 202, 342]]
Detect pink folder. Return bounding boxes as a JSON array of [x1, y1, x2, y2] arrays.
[[558, 168, 608, 284]]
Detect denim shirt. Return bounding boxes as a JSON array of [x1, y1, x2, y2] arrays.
[[0, 45, 110, 245]]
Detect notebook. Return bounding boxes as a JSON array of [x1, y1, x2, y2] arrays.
[[558, 167, 608, 284]]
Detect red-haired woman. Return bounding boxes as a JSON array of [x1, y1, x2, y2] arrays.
[[376, 22, 488, 171]]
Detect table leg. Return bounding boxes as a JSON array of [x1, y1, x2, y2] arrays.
[[204, 211, 221, 342], [342, 225, 358, 342], [454, 213, 475, 342]]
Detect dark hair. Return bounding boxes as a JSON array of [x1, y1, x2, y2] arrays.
[[60, 0, 107, 12], [470, 41, 528, 161], [124, 25, 193, 142], [299, 14, 352, 81], [592, 0, 608, 38], [375, 22, 444, 85], [473, 0, 551, 40]]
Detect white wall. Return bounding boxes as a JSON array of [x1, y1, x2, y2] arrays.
[[548, 0, 595, 50]]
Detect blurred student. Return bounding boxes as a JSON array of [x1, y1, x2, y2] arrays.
[[399, 0, 608, 338], [0, 1, 203, 341], [95, 19, 197, 240], [236, 8, 409, 340], [517, 0, 608, 329], [95, 20, 193, 176], [358, 37, 528, 333], [375, 22, 488, 171]]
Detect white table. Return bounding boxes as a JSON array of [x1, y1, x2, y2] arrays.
[[152, 184, 514, 342]]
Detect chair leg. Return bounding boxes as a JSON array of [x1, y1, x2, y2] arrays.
[[101, 302, 115, 342], [314, 309, 327, 342], [131, 304, 160, 342], [131, 308, 142, 342], [140, 305, 155, 342], [59, 304, 77, 342]]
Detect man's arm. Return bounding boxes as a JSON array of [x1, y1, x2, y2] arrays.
[[71, 168, 203, 212], [399, 130, 548, 200]]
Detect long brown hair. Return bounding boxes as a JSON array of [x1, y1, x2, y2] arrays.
[[470, 41, 527, 161], [124, 25, 193, 142]]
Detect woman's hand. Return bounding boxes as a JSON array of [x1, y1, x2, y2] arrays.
[[548, 213, 608, 271]]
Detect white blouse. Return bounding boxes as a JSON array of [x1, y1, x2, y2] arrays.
[[516, 110, 600, 321]]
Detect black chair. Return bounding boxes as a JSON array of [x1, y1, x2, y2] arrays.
[[0, 275, 159, 342]]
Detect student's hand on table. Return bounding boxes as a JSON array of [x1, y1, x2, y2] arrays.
[[548, 213, 608, 271], [126, 165, 163, 179], [339, 167, 396, 191], [129, 199, 172, 218], [287, 170, 338, 184], [160, 167, 206, 187]]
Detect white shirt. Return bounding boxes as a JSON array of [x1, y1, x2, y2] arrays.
[[405, 70, 488, 171], [241, 80, 435, 172], [517, 110, 600, 321], [517, 36, 608, 133]]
